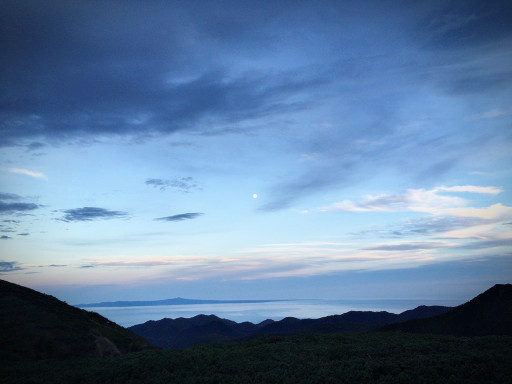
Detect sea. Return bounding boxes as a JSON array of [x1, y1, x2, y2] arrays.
[[81, 298, 462, 327]]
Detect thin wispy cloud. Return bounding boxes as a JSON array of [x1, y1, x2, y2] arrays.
[[155, 213, 204, 222], [0, 261, 23, 273], [0, 218, 21, 234], [26, 142, 46, 152], [436, 186, 502, 194], [61, 207, 128, 222], [471, 106, 512, 120], [0, 193, 22, 200], [0, 192, 39, 216], [363, 242, 452, 252], [145, 177, 200, 193], [7, 168, 46, 179], [393, 216, 487, 237], [86, 255, 209, 268], [459, 238, 512, 250]]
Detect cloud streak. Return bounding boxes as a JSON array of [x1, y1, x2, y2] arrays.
[[363, 242, 452, 252], [7, 168, 46, 179], [61, 207, 128, 222], [0, 261, 23, 273], [0, 201, 39, 214], [155, 213, 204, 222], [0, 192, 40, 215], [145, 177, 200, 193]]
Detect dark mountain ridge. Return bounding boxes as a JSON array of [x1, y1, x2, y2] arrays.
[[380, 283, 512, 336], [129, 305, 453, 349], [129, 284, 512, 349], [0, 279, 154, 361]]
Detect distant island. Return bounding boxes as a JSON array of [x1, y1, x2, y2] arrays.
[[76, 297, 290, 308]]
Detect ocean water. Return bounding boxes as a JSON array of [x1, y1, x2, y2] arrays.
[[82, 298, 462, 327]]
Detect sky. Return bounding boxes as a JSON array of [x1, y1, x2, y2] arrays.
[[1, 0, 511, 306]]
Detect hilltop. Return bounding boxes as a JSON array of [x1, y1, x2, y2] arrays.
[[0, 279, 154, 361], [380, 283, 512, 335]]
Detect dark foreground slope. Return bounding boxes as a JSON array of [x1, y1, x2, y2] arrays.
[[381, 284, 512, 336], [0, 279, 154, 361], [3, 332, 512, 384]]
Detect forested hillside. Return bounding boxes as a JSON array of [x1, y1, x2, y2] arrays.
[[0, 279, 154, 361]]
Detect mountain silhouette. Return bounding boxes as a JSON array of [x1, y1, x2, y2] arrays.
[[0, 279, 154, 361], [128, 285, 512, 349], [129, 306, 453, 349], [380, 284, 512, 336], [129, 314, 264, 348]]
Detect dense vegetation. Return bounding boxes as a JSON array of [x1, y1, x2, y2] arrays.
[[2, 331, 511, 383], [0, 280, 153, 360]]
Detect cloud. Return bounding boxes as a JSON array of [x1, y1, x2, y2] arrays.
[[321, 186, 512, 243], [320, 185, 505, 216], [155, 213, 204, 222], [471, 106, 512, 120], [0, 261, 23, 273], [422, 0, 512, 49], [0, 2, 432, 147], [459, 238, 512, 250], [7, 168, 46, 179], [0, 219, 20, 234], [0, 193, 22, 200], [0, 235, 11, 240], [85, 256, 190, 268], [426, 11, 478, 37], [436, 186, 502, 194], [0, 0, 321, 147], [0, 201, 39, 214], [399, 216, 487, 237], [60, 207, 128, 222], [145, 177, 200, 193], [26, 142, 46, 151], [363, 242, 451, 252]]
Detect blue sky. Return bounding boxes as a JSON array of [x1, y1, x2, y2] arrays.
[[1, 0, 511, 305]]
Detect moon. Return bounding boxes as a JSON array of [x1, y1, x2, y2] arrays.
[[252, 193, 258, 199]]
